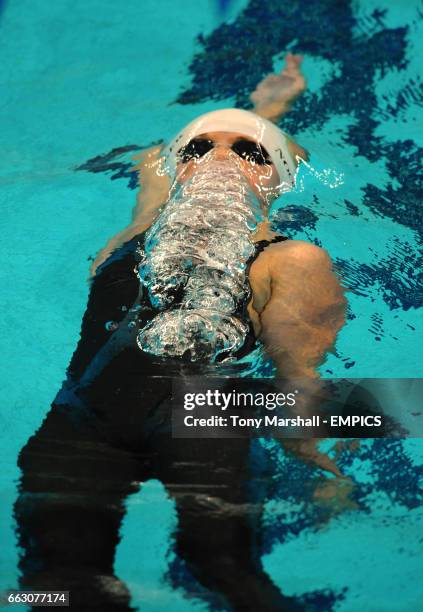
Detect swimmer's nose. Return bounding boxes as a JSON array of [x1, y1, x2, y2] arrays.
[[213, 144, 232, 160]]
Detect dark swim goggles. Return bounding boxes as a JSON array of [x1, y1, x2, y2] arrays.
[[177, 137, 273, 166]]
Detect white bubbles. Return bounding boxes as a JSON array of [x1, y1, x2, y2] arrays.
[[295, 159, 345, 192], [136, 152, 263, 362], [137, 310, 249, 362]]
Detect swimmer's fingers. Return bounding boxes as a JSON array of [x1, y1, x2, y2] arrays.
[[282, 52, 304, 73], [280, 54, 306, 88]]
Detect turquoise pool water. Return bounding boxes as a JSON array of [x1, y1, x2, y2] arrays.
[[1, 0, 422, 609]]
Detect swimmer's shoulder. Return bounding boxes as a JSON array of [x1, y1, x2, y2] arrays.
[[251, 237, 331, 279], [264, 238, 328, 259]]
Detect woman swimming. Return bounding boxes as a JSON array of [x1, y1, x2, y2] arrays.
[[15, 54, 347, 611], [90, 53, 346, 380]]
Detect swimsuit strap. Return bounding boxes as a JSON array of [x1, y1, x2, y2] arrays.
[[270, 234, 289, 244], [253, 234, 289, 256]]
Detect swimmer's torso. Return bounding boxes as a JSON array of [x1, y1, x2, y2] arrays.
[[67, 155, 288, 387]]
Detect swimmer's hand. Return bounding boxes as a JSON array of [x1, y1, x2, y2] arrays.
[[250, 53, 306, 122]]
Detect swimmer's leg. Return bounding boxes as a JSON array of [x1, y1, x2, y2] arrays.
[[14, 404, 140, 611], [160, 439, 304, 612]]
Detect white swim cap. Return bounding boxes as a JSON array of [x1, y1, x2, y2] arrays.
[[163, 108, 298, 193]]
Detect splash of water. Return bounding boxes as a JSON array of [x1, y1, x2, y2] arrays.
[[295, 158, 345, 191], [137, 150, 265, 362]]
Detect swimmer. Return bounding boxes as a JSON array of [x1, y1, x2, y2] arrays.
[[90, 52, 347, 381], [15, 54, 348, 611]]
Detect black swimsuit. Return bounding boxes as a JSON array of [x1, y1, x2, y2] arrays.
[[14, 230, 305, 612], [67, 231, 289, 385]]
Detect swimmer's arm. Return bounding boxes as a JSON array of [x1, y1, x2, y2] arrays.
[[249, 241, 349, 477], [249, 240, 348, 379], [90, 145, 170, 277], [250, 53, 306, 123], [131, 145, 170, 223]]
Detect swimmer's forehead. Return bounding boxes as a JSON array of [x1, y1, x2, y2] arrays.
[[192, 131, 260, 143]]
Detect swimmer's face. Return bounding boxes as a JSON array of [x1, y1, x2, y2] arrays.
[[175, 131, 281, 204]]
